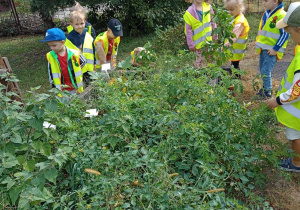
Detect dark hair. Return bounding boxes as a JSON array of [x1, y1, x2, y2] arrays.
[[278, 0, 283, 5]]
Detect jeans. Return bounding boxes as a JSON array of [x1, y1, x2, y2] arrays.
[[259, 50, 277, 92]]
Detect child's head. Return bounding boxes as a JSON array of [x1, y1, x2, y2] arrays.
[[40, 28, 66, 53], [263, 0, 282, 11], [70, 11, 86, 34], [107, 18, 123, 39], [224, 0, 244, 16], [277, 2, 300, 45]]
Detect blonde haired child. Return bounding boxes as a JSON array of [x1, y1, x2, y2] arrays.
[[183, 0, 217, 68], [67, 1, 96, 39], [65, 10, 96, 85], [224, 0, 249, 76]]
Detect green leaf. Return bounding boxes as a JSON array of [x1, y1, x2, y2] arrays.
[[3, 158, 18, 168], [29, 117, 43, 131], [240, 175, 249, 183], [41, 143, 51, 156], [17, 155, 26, 165], [18, 196, 30, 210], [9, 186, 22, 205], [45, 100, 58, 113], [11, 133, 22, 143], [32, 140, 42, 151], [36, 162, 51, 171], [4, 142, 15, 155], [33, 131, 43, 139], [23, 159, 36, 172], [1, 177, 16, 190], [44, 168, 58, 184]]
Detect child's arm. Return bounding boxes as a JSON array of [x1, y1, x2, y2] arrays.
[[95, 41, 107, 65], [269, 28, 289, 56], [47, 63, 55, 88], [185, 23, 196, 51], [267, 72, 300, 109], [225, 23, 245, 46], [79, 54, 87, 68]]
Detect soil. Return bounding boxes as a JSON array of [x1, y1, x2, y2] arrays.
[[240, 40, 300, 210]]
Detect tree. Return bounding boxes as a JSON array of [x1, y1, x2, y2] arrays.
[[30, 0, 74, 30], [79, 0, 188, 35]]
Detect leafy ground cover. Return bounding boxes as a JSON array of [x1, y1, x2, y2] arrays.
[[0, 13, 299, 209]]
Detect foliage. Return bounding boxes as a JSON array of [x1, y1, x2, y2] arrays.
[[81, 0, 188, 35], [0, 50, 284, 208], [152, 19, 187, 55], [201, 4, 235, 66]]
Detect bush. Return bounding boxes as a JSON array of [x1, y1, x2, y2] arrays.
[[0, 56, 283, 208], [84, 0, 188, 35]]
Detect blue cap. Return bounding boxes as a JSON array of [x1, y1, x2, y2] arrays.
[[107, 18, 123, 37], [40, 28, 66, 42]]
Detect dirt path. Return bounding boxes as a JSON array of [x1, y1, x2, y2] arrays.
[[240, 41, 300, 210]]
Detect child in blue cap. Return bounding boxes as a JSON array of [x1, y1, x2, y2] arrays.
[[40, 28, 86, 95]]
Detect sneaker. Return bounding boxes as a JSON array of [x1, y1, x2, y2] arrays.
[[280, 158, 300, 172], [255, 89, 271, 99]]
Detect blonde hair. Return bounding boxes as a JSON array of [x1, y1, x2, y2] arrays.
[[70, 11, 85, 23], [71, 1, 86, 18], [224, 0, 245, 13]]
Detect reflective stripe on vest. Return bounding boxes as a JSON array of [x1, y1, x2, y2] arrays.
[[255, 9, 288, 60], [65, 34, 95, 73], [94, 31, 121, 68], [183, 2, 212, 49], [275, 52, 300, 131], [231, 14, 249, 61], [46, 47, 84, 94], [82, 33, 94, 72]]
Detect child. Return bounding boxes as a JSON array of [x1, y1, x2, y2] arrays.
[[40, 28, 86, 95], [266, 2, 300, 172], [183, 0, 217, 68], [67, 1, 96, 39], [130, 47, 145, 67], [65, 11, 95, 85], [94, 18, 123, 70], [224, 0, 250, 75], [255, 0, 289, 98]]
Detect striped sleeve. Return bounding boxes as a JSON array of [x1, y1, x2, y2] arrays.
[[273, 28, 289, 51]]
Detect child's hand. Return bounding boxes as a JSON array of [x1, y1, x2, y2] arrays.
[[267, 49, 277, 56], [266, 97, 279, 110]]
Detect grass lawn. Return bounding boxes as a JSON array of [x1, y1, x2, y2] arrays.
[[0, 33, 155, 93]]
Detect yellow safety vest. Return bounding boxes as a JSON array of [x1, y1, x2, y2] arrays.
[[295, 45, 300, 56], [231, 14, 249, 61], [183, 2, 212, 49], [46, 47, 84, 94], [255, 9, 288, 60], [94, 31, 121, 69], [275, 52, 300, 131], [130, 50, 135, 63], [65, 33, 94, 73], [67, 25, 92, 36]]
